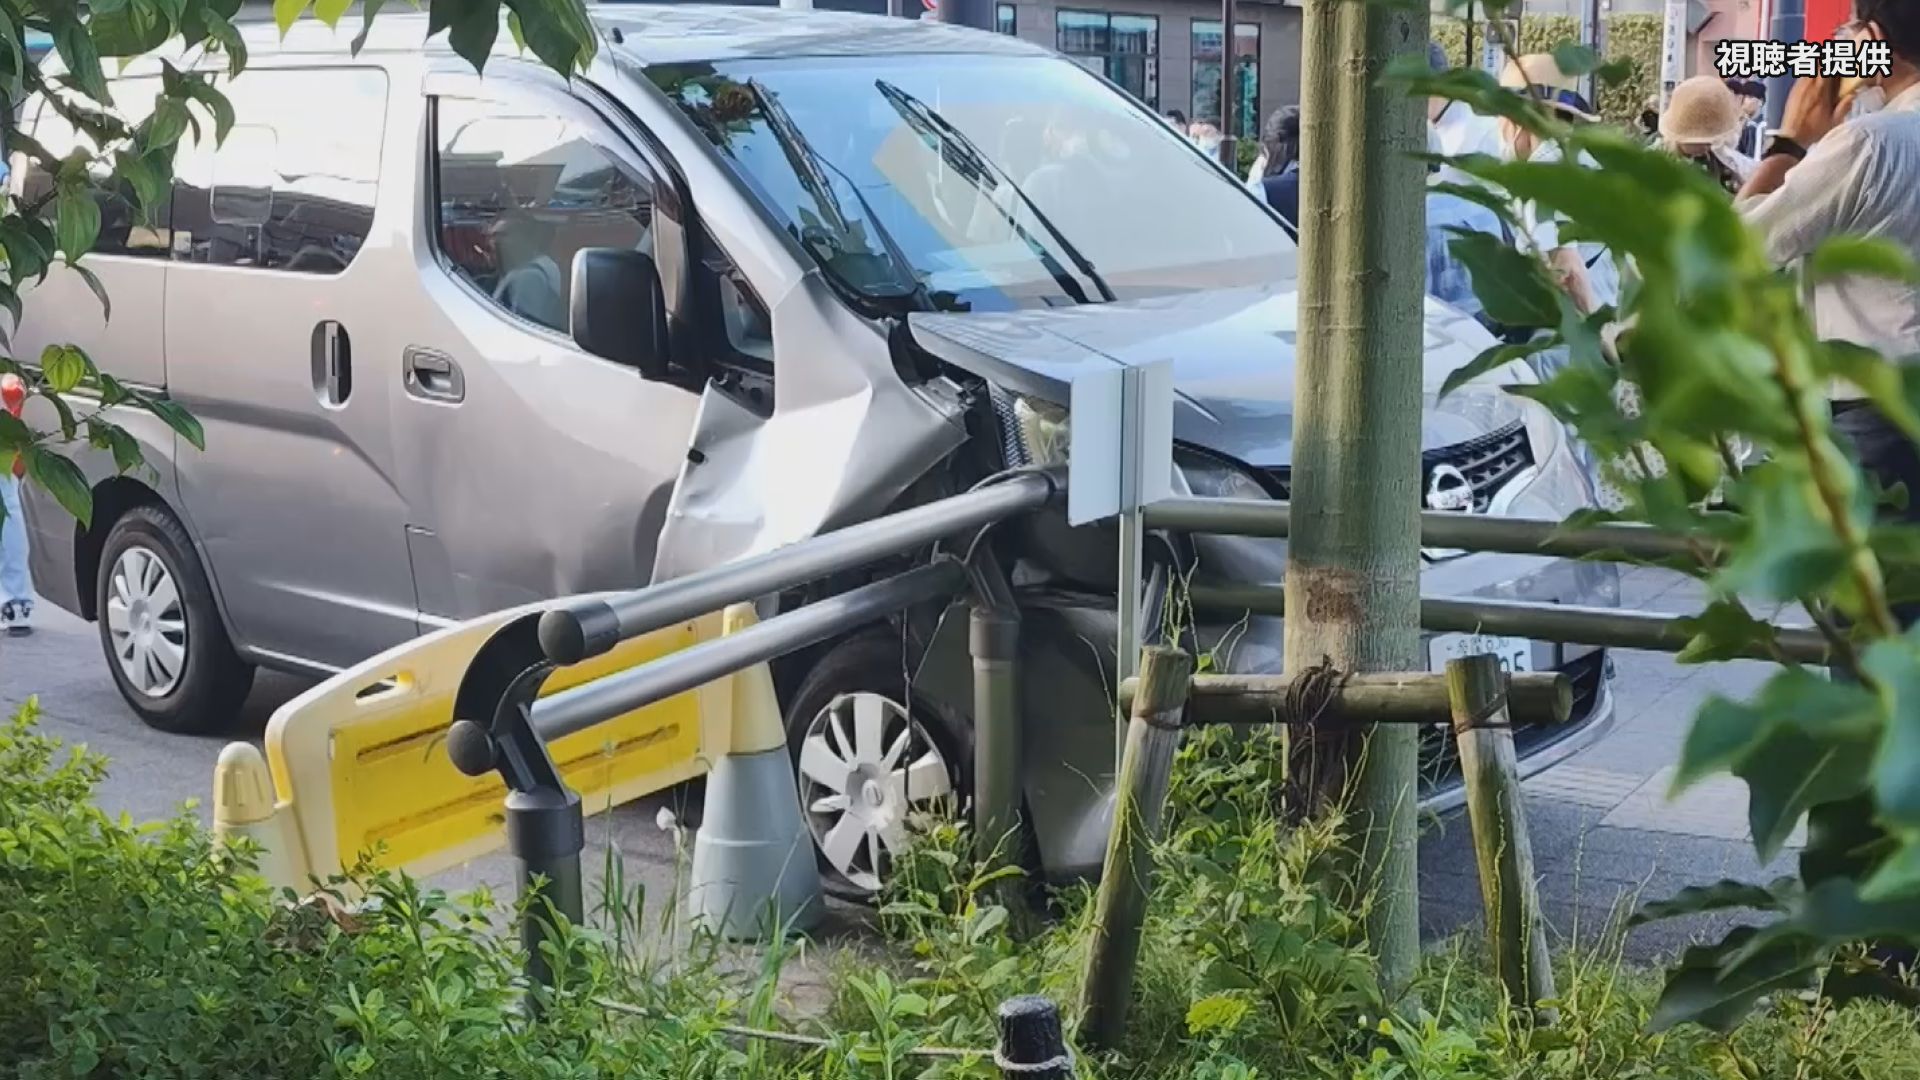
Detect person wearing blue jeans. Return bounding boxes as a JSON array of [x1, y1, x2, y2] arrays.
[[0, 473, 30, 636]]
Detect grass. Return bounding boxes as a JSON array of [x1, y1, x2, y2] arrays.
[[3, 700, 1919, 1079]]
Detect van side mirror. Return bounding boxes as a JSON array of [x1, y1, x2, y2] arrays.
[[570, 247, 671, 379]]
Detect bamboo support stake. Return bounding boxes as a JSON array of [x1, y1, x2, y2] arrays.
[[1116, 671, 1572, 728], [1447, 654, 1557, 1021], [1077, 645, 1193, 1052]]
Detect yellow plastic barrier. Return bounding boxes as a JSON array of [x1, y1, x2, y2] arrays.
[[216, 601, 733, 890]]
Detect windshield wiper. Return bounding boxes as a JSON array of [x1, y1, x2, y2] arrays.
[[874, 79, 1116, 304], [744, 79, 932, 312]]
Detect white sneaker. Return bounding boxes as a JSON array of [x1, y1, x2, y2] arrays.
[[1, 599, 31, 637]]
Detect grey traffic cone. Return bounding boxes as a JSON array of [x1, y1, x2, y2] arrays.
[[688, 602, 824, 940]]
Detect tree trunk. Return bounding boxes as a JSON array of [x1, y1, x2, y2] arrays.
[[1285, 0, 1430, 999]]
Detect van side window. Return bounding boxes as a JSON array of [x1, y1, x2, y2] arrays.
[[697, 231, 772, 367], [19, 79, 172, 259], [169, 68, 386, 274], [433, 99, 656, 336]]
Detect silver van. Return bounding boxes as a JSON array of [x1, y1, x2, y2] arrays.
[[15, 5, 1617, 893]]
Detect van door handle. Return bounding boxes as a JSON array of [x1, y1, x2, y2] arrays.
[[311, 320, 352, 406], [403, 348, 465, 403]]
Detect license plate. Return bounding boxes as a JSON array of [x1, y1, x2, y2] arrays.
[[1428, 633, 1534, 674]]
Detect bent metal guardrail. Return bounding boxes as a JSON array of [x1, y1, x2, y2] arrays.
[[440, 470, 1060, 987], [1141, 496, 1828, 665], [416, 474, 1806, 991]]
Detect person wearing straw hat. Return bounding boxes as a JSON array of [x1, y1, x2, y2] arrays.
[[1493, 54, 1630, 503], [1494, 54, 1619, 328], [1661, 75, 1756, 194]]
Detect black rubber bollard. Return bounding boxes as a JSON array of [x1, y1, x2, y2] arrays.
[[996, 996, 1074, 1079]]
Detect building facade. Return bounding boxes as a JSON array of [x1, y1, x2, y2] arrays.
[[993, 0, 1303, 139]]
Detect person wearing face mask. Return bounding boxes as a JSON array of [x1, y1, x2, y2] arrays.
[[1737, 0, 1920, 583], [1662, 76, 1757, 194], [1427, 41, 1504, 186]]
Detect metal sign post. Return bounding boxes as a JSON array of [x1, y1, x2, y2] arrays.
[[1659, 0, 1689, 109], [1483, 17, 1515, 76]]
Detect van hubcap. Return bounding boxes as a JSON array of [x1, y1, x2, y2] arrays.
[[105, 546, 187, 697], [796, 691, 954, 894]]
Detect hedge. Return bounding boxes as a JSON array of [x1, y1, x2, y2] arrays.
[[1432, 13, 1663, 129]]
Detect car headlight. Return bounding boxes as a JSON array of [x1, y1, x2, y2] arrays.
[[1011, 395, 1070, 467], [1176, 450, 1272, 501]]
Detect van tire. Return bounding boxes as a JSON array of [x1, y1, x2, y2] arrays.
[[95, 505, 255, 735], [783, 631, 972, 901]]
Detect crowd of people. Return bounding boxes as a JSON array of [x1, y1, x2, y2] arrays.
[[1192, 0, 1920, 517]]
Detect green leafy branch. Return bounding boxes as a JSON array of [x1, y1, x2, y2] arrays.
[[1, 0, 596, 529], [1404, 0, 1920, 1032]]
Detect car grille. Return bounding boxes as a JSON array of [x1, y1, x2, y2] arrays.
[[1263, 420, 1535, 512], [1417, 649, 1609, 793]]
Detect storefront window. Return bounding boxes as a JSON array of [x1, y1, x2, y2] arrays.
[[1056, 10, 1159, 108], [1190, 19, 1259, 139]]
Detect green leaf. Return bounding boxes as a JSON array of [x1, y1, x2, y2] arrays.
[[43, 393, 79, 442], [314, 0, 353, 26], [69, 263, 112, 324], [446, 0, 503, 72], [1820, 339, 1920, 444], [1676, 669, 1881, 860], [351, 0, 390, 53], [89, 3, 174, 57], [55, 187, 101, 261], [23, 446, 93, 528], [1807, 236, 1920, 286], [1861, 629, 1920, 832], [273, 0, 314, 34], [114, 150, 170, 222], [1447, 229, 1561, 329], [52, 20, 110, 102], [1630, 878, 1794, 927], [1438, 338, 1559, 401], [1676, 670, 1879, 790], [1549, 42, 1599, 76], [504, 0, 596, 74], [146, 97, 191, 149], [1648, 926, 1825, 1032], [146, 397, 205, 451], [1860, 837, 1920, 902], [41, 346, 87, 394], [1717, 462, 1853, 602], [102, 424, 143, 474], [204, 13, 248, 76], [17, 219, 57, 285], [1594, 57, 1638, 87], [1674, 599, 1784, 664], [0, 411, 30, 452]]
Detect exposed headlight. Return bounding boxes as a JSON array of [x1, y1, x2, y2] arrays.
[[1176, 450, 1272, 501], [1009, 394, 1070, 467]]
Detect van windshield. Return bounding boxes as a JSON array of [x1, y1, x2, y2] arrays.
[[646, 54, 1296, 313]]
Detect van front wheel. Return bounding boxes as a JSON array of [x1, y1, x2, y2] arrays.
[[96, 505, 255, 734], [783, 633, 970, 900]]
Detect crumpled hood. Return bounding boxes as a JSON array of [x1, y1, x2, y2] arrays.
[[907, 283, 1531, 467]]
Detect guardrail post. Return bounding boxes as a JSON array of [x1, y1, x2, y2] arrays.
[[1446, 653, 1557, 1022], [996, 996, 1074, 1080], [1077, 645, 1193, 1051], [447, 614, 584, 1000], [970, 602, 1023, 868]]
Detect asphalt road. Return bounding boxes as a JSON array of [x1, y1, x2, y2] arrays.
[[0, 567, 1787, 962]]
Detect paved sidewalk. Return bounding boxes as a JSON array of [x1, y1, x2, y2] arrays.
[[1420, 567, 1799, 959]]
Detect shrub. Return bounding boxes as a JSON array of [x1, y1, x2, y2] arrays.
[[6, 698, 1920, 1078]]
